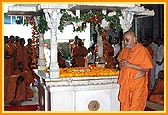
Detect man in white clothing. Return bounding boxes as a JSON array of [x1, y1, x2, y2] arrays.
[[111, 37, 121, 58], [155, 37, 164, 80], [147, 36, 158, 89]]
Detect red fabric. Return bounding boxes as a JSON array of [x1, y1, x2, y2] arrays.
[[4, 105, 38, 111]]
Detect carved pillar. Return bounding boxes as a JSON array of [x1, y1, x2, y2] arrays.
[[38, 33, 46, 70], [34, 16, 46, 70], [119, 11, 134, 33], [43, 9, 59, 78]]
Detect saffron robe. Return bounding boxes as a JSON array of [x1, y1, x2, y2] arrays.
[[16, 44, 34, 83], [4, 75, 26, 103], [14, 70, 34, 98], [149, 78, 164, 105], [105, 42, 114, 69], [72, 46, 88, 67], [117, 43, 153, 111], [4, 43, 14, 76]]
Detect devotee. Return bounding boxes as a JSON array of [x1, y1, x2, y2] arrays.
[[105, 36, 114, 69], [14, 61, 34, 98], [8, 35, 17, 70], [147, 36, 158, 89], [58, 50, 67, 68], [16, 38, 34, 84], [87, 45, 96, 65], [26, 38, 33, 69], [69, 35, 79, 56], [4, 36, 14, 76], [111, 36, 121, 69], [117, 31, 153, 111], [148, 70, 164, 105], [143, 39, 154, 90], [155, 37, 164, 80], [15, 36, 20, 47], [72, 39, 88, 67], [4, 75, 26, 105], [70, 58, 78, 67], [112, 36, 121, 59]]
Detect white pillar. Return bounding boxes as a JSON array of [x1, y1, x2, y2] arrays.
[[43, 9, 59, 78], [38, 33, 46, 70], [34, 16, 46, 70]]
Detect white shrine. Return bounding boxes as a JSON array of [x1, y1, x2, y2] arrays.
[[7, 3, 154, 111]]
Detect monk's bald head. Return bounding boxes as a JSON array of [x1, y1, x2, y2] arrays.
[[123, 31, 137, 49], [123, 31, 136, 40]]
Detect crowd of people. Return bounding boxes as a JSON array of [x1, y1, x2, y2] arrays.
[[66, 34, 121, 69], [4, 35, 35, 105], [4, 30, 164, 110]]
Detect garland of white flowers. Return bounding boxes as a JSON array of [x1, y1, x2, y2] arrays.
[[58, 9, 122, 34]]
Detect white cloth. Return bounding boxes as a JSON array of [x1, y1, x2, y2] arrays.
[[112, 44, 120, 58], [149, 42, 158, 89], [155, 44, 164, 79]]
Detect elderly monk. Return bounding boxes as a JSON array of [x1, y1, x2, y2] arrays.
[[117, 31, 153, 111]]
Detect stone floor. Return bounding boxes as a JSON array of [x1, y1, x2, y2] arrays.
[[4, 85, 39, 106]]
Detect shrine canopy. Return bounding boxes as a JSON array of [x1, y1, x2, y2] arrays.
[[7, 4, 154, 18], [7, 3, 155, 34]]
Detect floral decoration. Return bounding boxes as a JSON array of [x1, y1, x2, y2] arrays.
[[58, 10, 122, 33]]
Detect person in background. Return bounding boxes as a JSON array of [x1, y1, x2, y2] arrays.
[[58, 50, 67, 68], [143, 38, 154, 90], [111, 36, 121, 69], [147, 36, 158, 89], [72, 39, 88, 67], [15, 36, 20, 47], [16, 38, 34, 84], [112, 36, 121, 59], [105, 36, 114, 69], [155, 37, 164, 80], [69, 36, 79, 57], [26, 38, 33, 70], [4, 36, 14, 76], [87, 45, 96, 65], [117, 31, 153, 111], [4, 75, 26, 105], [70, 58, 78, 67], [8, 35, 17, 70], [148, 70, 164, 105], [14, 61, 34, 99]]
